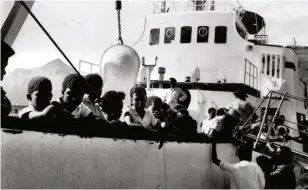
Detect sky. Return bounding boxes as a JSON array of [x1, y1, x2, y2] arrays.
[[1, 0, 308, 73]]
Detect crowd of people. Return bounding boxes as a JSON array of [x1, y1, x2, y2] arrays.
[[1, 40, 307, 189], [1, 41, 197, 135], [212, 141, 297, 189], [0, 41, 294, 140]]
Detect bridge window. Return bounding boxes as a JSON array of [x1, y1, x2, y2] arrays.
[[180, 26, 192, 43], [285, 62, 296, 71], [164, 27, 175, 44], [272, 55, 276, 77], [266, 54, 270, 75], [277, 55, 281, 78], [150, 29, 160, 45], [214, 26, 227, 43], [261, 54, 265, 73], [197, 26, 209, 43]]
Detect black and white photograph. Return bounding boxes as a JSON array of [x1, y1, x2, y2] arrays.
[[1, 0, 308, 189]]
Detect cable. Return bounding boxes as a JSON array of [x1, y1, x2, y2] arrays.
[[19, 1, 100, 100]]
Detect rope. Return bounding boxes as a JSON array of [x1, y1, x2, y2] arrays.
[[19, 1, 100, 100]]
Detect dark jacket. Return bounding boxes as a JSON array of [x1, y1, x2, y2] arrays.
[[172, 115, 197, 135], [269, 164, 296, 189], [1, 87, 11, 117]]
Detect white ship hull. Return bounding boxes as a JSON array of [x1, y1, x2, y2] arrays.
[[1, 130, 237, 189]]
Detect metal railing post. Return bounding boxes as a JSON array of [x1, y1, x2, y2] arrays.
[[265, 93, 287, 140], [244, 59, 246, 85], [241, 95, 267, 130], [254, 91, 272, 149]]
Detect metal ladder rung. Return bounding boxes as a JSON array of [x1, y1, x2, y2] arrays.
[[245, 134, 308, 166]]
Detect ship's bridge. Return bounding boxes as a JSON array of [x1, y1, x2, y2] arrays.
[[152, 0, 266, 35], [133, 0, 266, 86]]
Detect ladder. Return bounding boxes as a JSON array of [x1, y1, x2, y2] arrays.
[[234, 91, 308, 169]]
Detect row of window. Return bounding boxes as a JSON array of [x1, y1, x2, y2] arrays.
[[261, 54, 284, 78], [244, 59, 258, 89], [149, 26, 227, 45]]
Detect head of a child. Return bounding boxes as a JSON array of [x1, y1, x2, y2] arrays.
[[61, 74, 86, 112], [217, 108, 227, 116], [208, 107, 216, 119], [237, 144, 253, 161], [1, 41, 15, 81], [174, 104, 185, 115], [274, 146, 293, 165], [101, 90, 125, 121], [178, 108, 189, 116], [27, 76, 52, 111], [161, 103, 170, 118], [85, 73, 103, 101], [275, 115, 285, 126], [256, 155, 273, 173], [149, 96, 163, 112], [130, 85, 147, 112]]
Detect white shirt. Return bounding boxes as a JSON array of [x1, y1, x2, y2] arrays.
[[82, 94, 104, 119], [201, 116, 225, 134], [123, 106, 157, 129], [219, 160, 265, 189], [228, 99, 254, 123], [19, 104, 38, 118], [165, 87, 187, 108], [57, 98, 92, 119]]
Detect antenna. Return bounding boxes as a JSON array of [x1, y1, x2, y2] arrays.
[[292, 37, 297, 47]]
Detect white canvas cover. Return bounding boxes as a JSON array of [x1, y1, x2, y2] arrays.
[[262, 77, 288, 96]]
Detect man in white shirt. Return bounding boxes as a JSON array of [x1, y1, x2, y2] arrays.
[[212, 142, 265, 189], [201, 108, 225, 138], [165, 78, 187, 109]]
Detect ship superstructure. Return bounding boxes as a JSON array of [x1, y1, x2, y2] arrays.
[[1, 0, 307, 188], [132, 0, 307, 152]]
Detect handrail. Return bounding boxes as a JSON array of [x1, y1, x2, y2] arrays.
[[271, 91, 308, 102], [280, 124, 308, 136], [152, 0, 241, 14], [78, 60, 101, 75], [265, 93, 287, 141], [241, 91, 269, 130], [249, 90, 307, 154], [245, 134, 308, 166], [281, 118, 308, 130], [254, 91, 272, 149]]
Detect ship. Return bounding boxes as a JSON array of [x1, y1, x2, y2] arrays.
[[1, 0, 308, 188]]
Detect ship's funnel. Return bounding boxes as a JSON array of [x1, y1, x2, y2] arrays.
[[101, 45, 140, 104], [158, 67, 166, 88]]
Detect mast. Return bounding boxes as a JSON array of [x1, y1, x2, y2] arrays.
[[1, 1, 35, 46]]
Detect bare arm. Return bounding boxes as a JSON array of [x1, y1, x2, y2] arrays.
[[27, 103, 62, 120], [178, 89, 187, 102], [124, 114, 143, 127], [212, 142, 221, 166]]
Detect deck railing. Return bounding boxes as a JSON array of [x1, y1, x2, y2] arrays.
[[152, 0, 241, 14], [238, 90, 308, 156], [78, 60, 101, 76]]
